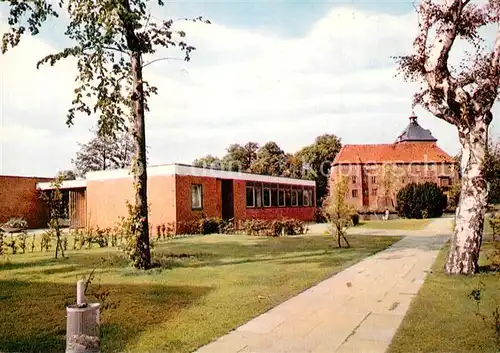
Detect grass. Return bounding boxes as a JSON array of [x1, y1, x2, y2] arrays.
[[356, 218, 432, 231], [388, 237, 500, 353], [0, 232, 401, 353]]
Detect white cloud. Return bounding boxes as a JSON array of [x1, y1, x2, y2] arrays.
[[0, 5, 499, 176]]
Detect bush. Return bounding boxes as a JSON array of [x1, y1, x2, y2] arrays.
[[396, 182, 447, 219], [1, 217, 28, 230], [350, 213, 360, 226], [237, 218, 306, 237]]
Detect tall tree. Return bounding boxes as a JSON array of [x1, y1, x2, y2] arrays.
[[282, 153, 304, 179], [395, 0, 499, 274], [297, 134, 342, 206], [56, 169, 77, 180], [378, 164, 408, 210], [221, 142, 259, 172], [192, 154, 222, 170], [73, 129, 137, 177], [2, 0, 208, 269], [250, 141, 287, 176]]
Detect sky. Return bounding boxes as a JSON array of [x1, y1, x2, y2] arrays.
[[0, 0, 498, 177]]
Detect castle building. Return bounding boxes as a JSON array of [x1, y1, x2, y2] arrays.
[[330, 115, 458, 212]]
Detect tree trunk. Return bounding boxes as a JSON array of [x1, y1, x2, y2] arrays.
[[130, 51, 151, 270], [445, 123, 489, 275]]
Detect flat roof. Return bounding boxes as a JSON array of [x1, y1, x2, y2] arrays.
[[37, 164, 315, 190], [37, 179, 87, 190]]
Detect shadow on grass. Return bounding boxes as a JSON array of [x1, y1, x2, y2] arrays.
[[0, 280, 213, 353]]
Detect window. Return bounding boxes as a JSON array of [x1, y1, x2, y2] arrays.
[[351, 175, 357, 184], [278, 188, 286, 207], [291, 189, 299, 206], [297, 188, 303, 206], [303, 189, 312, 207], [439, 176, 451, 187], [371, 176, 376, 184], [363, 189, 369, 197], [246, 186, 255, 208], [351, 189, 358, 198], [362, 175, 368, 184], [255, 185, 262, 207], [271, 186, 278, 207], [263, 186, 271, 207], [191, 184, 203, 210], [285, 188, 291, 206], [371, 188, 377, 196]]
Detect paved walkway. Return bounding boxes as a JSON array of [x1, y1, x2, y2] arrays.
[[195, 218, 452, 353]]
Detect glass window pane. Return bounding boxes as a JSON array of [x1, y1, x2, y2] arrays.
[[246, 187, 255, 207]]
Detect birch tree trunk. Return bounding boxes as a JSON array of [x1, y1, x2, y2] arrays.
[[445, 122, 489, 274]]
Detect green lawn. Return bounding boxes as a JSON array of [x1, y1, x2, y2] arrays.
[[389, 237, 500, 353], [0, 233, 400, 353], [356, 218, 432, 231]]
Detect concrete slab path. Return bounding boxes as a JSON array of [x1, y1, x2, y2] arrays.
[[195, 218, 452, 353]]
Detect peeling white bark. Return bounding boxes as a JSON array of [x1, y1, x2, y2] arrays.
[[405, 0, 499, 274], [445, 123, 489, 274]]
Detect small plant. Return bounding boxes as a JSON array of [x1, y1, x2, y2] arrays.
[[161, 224, 166, 239], [18, 231, 27, 254], [6, 236, 17, 255], [83, 269, 119, 312], [469, 281, 500, 348], [156, 225, 162, 241], [30, 234, 36, 253], [94, 227, 109, 248], [41, 232, 52, 252], [0, 232, 4, 256], [322, 176, 353, 248]]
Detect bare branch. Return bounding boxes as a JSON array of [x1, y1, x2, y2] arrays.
[[142, 56, 183, 68]]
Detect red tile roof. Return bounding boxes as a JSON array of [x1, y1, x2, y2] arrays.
[[333, 142, 455, 165]]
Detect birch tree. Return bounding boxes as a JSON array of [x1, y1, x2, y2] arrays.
[[323, 175, 353, 248], [1, 0, 208, 269], [395, 0, 499, 274]]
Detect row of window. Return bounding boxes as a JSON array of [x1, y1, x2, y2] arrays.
[[350, 176, 452, 198], [351, 188, 378, 198], [351, 176, 377, 184], [351, 175, 452, 185], [191, 183, 316, 210], [246, 182, 314, 208]]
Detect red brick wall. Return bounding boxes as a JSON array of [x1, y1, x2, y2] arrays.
[[174, 175, 222, 232], [86, 175, 176, 230], [232, 180, 316, 222], [330, 162, 459, 212], [0, 176, 53, 229]]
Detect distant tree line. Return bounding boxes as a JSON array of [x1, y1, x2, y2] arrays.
[[192, 134, 342, 206]]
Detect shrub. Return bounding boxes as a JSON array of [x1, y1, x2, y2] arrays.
[[396, 182, 447, 219], [198, 217, 222, 235], [446, 182, 461, 212], [350, 213, 360, 226], [0, 232, 4, 256], [237, 218, 306, 237], [490, 215, 500, 241], [2, 217, 28, 230]]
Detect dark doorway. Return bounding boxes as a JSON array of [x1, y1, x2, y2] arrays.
[[221, 179, 234, 220]]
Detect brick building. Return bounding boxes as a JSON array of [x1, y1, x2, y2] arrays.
[[0, 175, 53, 228], [330, 116, 458, 213], [37, 164, 316, 233]]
